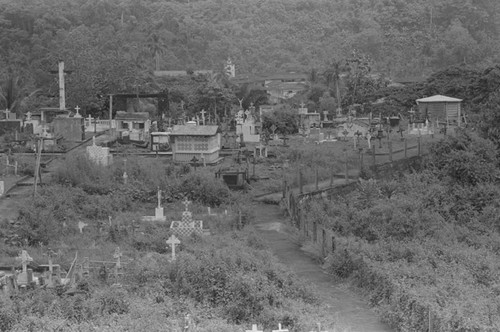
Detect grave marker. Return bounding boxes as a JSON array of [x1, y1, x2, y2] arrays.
[[78, 221, 88, 233], [16, 250, 33, 286], [166, 234, 181, 261], [272, 323, 289, 332], [246, 324, 263, 332], [113, 247, 123, 284], [43, 248, 58, 287]]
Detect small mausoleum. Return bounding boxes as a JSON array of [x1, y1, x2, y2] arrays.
[[114, 111, 151, 141], [416, 95, 463, 126], [169, 123, 221, 163]]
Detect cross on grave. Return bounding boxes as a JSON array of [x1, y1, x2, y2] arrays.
[[270, 124, 277, 135], [78, 221, 88, 233], [272, 323, 289, 332], [244, 109, 251, 121], [74, 105, 81, 118], [113, 247, 123, 269], [342, 129, 349, 141], [26, 111, 32, 121], [166, 234, 181, 261], [200, 109, 206, 125], [17, 250, 33, 274], [299, 101, 306, 108], [182, 196, 191, 211], [246, 324, 263, 332], [44, 248, 59, 286]]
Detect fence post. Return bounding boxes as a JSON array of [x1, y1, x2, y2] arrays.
[[372, 145, 376, 166], [282, 178, 287, 199], [418, 136, 422, 156], [388, 141, 393, 163], [330, 166, 334, 186], [299, 170, 303, 194], [14, 161, 18, 176], [344, 150, 348, 181], [315, 168, 319, 191], [404, 138, 408, 159]]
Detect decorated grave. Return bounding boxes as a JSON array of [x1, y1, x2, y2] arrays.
[[170, 197, 204, 237]]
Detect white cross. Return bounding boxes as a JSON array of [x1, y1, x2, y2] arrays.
[[200, 109, 207, 125], [272, 323, 289, 332], [78, 221, 88, 233], [17, 250, 33, 273], [166, 235, 181, 261], [75, 105, 81, 114], [246, 324, 263, 332]]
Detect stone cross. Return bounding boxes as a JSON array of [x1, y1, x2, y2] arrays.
[[272, 323, 289, 332], [200, 109, 206, 125], [299, 102, 306, 108], [113, 247, 123, 269], [74, 105, 81, 117], [238, 98, 244, 109], [157, 188, 162, 209], [78, 221, 88, 233], [246, 324, 263, 332], [26, 111, 32, 121], [166, 234, 181, 261], [17, 250, 33, 273], [44, 248, 58, 286]]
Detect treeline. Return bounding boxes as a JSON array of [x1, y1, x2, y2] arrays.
[[0, 0, 499, 115]]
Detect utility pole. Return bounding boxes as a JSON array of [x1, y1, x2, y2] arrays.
[[49, 60, 72, 111]]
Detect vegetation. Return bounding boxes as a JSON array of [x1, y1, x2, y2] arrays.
[[300, 131, 500, 331]]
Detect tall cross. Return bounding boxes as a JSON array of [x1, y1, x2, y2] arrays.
[[166, 235, 181, 261], [75, 105, 81, 115], [200, 109, 206, 125], [182, 196, 191, 211], [44, 248, 58, 285], [17, 250, 33, 273]]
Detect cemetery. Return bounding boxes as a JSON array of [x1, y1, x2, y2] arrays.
[[1, 3, 500, 329]]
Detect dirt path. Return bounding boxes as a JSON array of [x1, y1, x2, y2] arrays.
[[253, 203, 393, 332]]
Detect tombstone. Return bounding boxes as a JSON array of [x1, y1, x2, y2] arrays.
[[156, 188, 164, 219], [86, 138, 113, 166], [74, 105, 82, 118], [78, 221, 88, 233], [166, 234, 181, 261], [170, 197, 204, 237], [272, 323, 289, 332], [16, 250, 33, 286], [43, 248, 58, 287], [246, 324, 263, 332]]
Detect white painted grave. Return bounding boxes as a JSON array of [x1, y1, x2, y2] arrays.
[[272, 323, 289, 332], [16, 250, 33, 286], [170, 197, 203, 237], [78, 221, 88, 233], [142, 188, 167, 222], [86, 136, 113, 166]]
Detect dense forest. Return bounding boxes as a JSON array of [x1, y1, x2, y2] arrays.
[[1, 0, 499, 116]]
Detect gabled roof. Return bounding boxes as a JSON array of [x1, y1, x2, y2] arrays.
[[169, 125, 219, 136], [114, 111, 150, 121], [416, 95, 462, 103]]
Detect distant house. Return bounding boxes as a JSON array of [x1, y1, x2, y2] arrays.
[[169, 123, 221, 163], [114, 111, 151, 141], [416, 95, 462, 126]]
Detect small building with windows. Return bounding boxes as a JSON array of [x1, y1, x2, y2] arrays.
[[415, 95, 463, 126], [169, 123, 221, 163], [114, 111, 151, 141]]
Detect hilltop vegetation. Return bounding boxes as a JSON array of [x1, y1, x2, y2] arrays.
[[1, 0, 500, 116]]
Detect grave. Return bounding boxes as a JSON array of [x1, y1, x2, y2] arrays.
[[246, 324, 263, 332], [16, 250, 33, 286], [170, 197, 204, 237], [141, 188, 167, 222], [86, 136, 113, 166], [272, 323, 289, 332], [166, 234, 181, 261]]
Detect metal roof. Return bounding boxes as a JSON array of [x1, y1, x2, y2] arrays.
[[169, 125, 219, 136], [416, 95, 462, 103], [114, 111, 150, 121]]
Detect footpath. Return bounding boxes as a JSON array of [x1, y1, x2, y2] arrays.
[[252, 184, 393, 331]]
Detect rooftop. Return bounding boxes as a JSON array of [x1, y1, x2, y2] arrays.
[[416, 95, 462, 103], [169, 125, 219, 136]]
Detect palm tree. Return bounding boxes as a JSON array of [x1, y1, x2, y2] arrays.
[[146, 33, 167, 71], [323, 60, 345, 116], [0, 75, 40, 117]]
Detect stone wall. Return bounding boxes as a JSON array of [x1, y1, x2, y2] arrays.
[[52, 117, 85, 141]]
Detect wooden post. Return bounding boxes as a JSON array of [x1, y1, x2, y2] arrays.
[[404, 138, 408, 159], [388, 141, 393, 162], [315, 169, 319, 191], [282, 178, 287, 199], [330, 167, 334, 186], [109, 94, 113, 132], [344, 150, 348, 181], [372, 145, 376, 166], [418, 136, 422, 156], [299, 170, 303, 194], [359, 148, 363, 171], [33, 139, 42, 195]]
